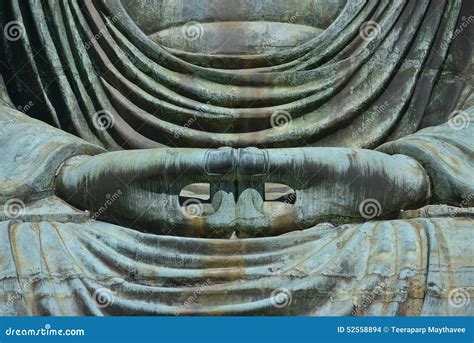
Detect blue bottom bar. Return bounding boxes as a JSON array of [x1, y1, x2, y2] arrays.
[[0, 317, 472, 343]]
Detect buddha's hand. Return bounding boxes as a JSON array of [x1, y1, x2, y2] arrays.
[[55, 147, 430, 237]]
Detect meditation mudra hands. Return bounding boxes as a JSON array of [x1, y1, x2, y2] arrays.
[[55, 147, 430, 238]]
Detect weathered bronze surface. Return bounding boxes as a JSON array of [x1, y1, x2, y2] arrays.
[[0, 0, 472, 315]]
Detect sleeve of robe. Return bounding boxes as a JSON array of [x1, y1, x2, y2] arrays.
[[0, 105, 106, 205], [377, 106, 474, 207]]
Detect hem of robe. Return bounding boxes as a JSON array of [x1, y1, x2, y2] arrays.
[[0, 214, 472, 316]]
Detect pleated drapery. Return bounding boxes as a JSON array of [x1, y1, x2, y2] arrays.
[[0, 0, 464, 150]]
